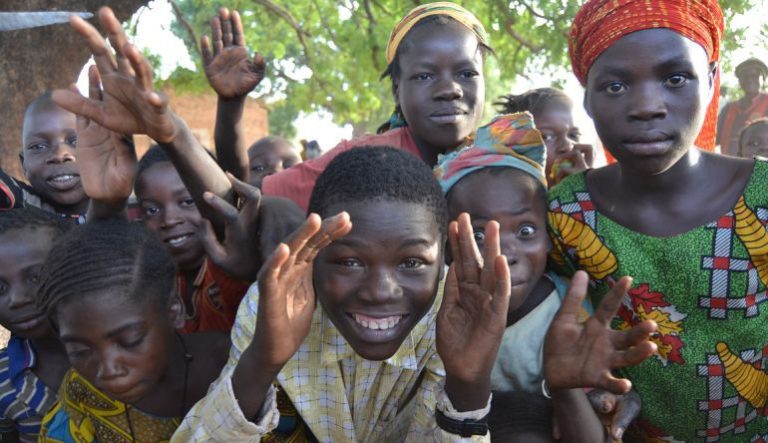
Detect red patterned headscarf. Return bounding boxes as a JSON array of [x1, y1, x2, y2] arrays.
[[569, 0, 724, 152]]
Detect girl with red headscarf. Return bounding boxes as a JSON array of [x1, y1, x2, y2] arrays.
[[548, 0, 768, 440]]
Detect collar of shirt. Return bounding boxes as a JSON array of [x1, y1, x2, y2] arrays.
[[7, 336, 36, 389]]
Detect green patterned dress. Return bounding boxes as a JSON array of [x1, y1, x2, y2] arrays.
[[547, 160, 768, 442]]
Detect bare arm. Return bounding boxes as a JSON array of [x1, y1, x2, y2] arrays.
[[552, 389, 608, 443]]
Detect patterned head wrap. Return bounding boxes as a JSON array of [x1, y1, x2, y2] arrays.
[[569, 0, 724, 152], [434, 113, 547, 196], [385, 2, 489, 65], [735, 58, 768, 79]]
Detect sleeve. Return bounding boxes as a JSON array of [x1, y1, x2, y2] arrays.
[[261, 139, 355, 211], [404, 353, 491, 443], [0, 169, 24, 211], [546, 210, 579, 279], [171, 284, 281, 442]]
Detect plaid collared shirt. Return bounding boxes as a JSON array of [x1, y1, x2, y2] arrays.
[[172, 282, 490, 442]]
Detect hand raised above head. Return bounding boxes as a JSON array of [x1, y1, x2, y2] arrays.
[[544, 271, 658, 395], [202, 8, 266, 99], [52, 7, 178, 144], [75, 65, 137, 205]]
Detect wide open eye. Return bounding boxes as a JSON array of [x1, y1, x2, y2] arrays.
[[664, 74, 689, 88], [519, 224, 537, 238], [604, 82, 627, 95]]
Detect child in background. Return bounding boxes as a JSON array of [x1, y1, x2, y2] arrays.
[[171, 146, 656, 442], [550, 0, 768, 440], [135, 146, 251, 333], [0, 93, 88, 222], [37, 219, 230, 442], [738, 118, 768, 158], [495, 88, 594, 187], [0, 208, 71, 442], [245, 136, 302, 188], [435, 114, 605, 442]]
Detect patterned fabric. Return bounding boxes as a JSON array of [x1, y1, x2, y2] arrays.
[[434, 113, 546, 195], [385, 2, 488, 65], [0, 169, 85, 224], [569, 0, 724, 152], [262, 127, 422, 211], [0, 337, 58, 442], [718, 93, 768, 156], [178, 257, 250, 333], [171, 282, 491, 442], [39, 369, 180, 443], [547, 160, 768, 441]]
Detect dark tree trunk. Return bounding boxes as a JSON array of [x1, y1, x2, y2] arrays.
[[0, 0, 147, 179]]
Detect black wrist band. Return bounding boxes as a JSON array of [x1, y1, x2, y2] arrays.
[[435, 408, 489, 437]]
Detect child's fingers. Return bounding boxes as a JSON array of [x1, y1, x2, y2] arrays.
[[70, 14, 116, 76], [295, 212, 352, 263], [441, 264, 459, 307], [457, 213, 482, 283], [124, 43, 154, 92], [203, 191, 240, 224], [555, 270, 590, 324], [611, 390, 641, 441], [610, 340, 658, 369], [232, 10, 245, 46], [282, 213, 323, 262], [447, 221, 465, 282], [201, 35, 213, 66], [69, 83, 89, 132], [200, 218, 229, 265], [599, 373, 632, 396], [586, 389, 617, 414], [491, 255, 511, 313], [87, 65, 102, 101], [258, 243, 290, 293], [101, 7, 132, 74], [228, 172, 263, 220], [221, 8, 234, 46], [210, 15, 223, 54], [594, 276, 632, 325], [480, 220, 501, 291], [611, 319, 657, 350], [52, 90, 104, 126]]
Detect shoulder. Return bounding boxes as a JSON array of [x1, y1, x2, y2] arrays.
[[547, 170, 589, 204], [336, 127, 417, 153]]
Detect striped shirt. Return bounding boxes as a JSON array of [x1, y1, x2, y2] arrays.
[[0, 337, 58, 442]]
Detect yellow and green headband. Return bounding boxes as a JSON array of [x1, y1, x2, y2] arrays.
[[385, 2, 489, 65]]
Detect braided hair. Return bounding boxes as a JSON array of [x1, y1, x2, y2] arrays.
[[0, 207, 70, 237], [494, 87, 572, 117], [307, 146, 448, 238], [37, 219, 176, 317]]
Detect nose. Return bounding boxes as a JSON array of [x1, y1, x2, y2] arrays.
[[161, 205, 183, 229], [555, 136, 573, 155], [360, 266, 403, 303], [8, 287, 35, 310], [628, 83, 667, 121], [433, 74, 463, 101], [97, 349, 128, 381], [501, 236, 520, 267], [46, 140, 76, 164]]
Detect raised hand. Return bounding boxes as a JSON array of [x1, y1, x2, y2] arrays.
[[551, 144, 595, 184], [544, 271, 658, 395], [199, 172, 263, 281], [587, 388, 641, 441], [252, 212, 352, 370], [437, 213, 510, 411], [75, 65, 137, 205], [202, 8, 265, 99], [52, 7, 178, 143]]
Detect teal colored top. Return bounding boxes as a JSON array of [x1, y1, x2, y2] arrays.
[[547, 160, 768, 441]]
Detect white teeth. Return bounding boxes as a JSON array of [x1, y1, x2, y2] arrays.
[[353, 314, 402, 331], [49, 174, 75, 183], [168, 235, 190, 246]]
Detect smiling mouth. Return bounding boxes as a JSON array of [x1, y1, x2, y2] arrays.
[[46, 174, 80, 190], [164, 233, 193, 248], [352, 313, 403, 331]]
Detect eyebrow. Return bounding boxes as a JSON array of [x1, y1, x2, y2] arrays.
[[60, 321, 145, 343], [472, 207, 532, 219], [331, 237, 434, 249]]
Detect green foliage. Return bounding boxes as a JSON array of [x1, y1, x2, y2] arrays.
[[268, 100, 299, 138], [163, 0, 762, 134]]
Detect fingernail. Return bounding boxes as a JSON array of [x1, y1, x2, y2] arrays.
[[613, 427, 625, 440]]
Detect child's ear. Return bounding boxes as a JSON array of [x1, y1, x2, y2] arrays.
[[708, 62, 718, 101], [167, 293, 185, 330]]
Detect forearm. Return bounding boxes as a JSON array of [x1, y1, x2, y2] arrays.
[[231, 344, 283, 421], [160, 114, 234, 229], [551, 389, 607, 443], [215, 97, 250, 181]]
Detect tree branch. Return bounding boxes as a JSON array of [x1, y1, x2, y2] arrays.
[[362, 0, 382, 72], [503, 16, 542, 53], [252, 0, 313, 63], [169, 0, 200, 57]]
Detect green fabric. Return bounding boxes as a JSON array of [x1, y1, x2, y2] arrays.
[[547, 159, 768, 442]]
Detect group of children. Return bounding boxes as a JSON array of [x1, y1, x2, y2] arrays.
[[0, 0, 766, 441]]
